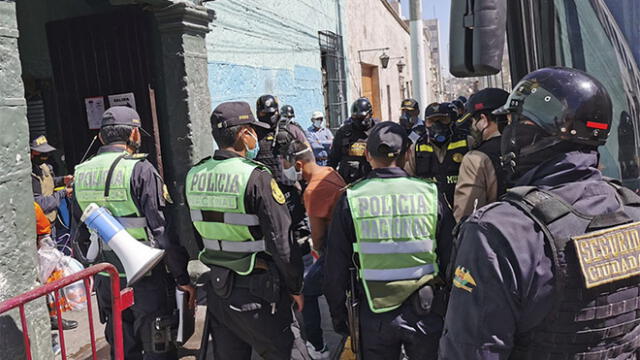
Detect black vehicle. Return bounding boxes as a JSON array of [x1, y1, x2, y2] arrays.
[[450, 0, 640, 191]]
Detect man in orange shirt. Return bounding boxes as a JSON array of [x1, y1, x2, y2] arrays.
[[284, 140, 346, 359]]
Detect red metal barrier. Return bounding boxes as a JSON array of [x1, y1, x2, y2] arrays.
[[0, 263, 134, 360]]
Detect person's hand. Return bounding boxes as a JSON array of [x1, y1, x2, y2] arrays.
[[290, 294, 304, 312], [178, 284, 197, 310], [65, 187, 73, 198], [64, 175, 74, 186]]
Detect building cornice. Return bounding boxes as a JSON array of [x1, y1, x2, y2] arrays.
[[380, 0, 410, 34]]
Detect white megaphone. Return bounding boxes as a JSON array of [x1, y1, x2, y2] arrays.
[[81, 203, 165, 286]]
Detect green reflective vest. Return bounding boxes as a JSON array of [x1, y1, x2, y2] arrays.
[[347, 176, 439, 313], [75, 152, 147, 241], [186, 157, 267, 275]]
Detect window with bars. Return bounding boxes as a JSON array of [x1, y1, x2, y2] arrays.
[[319, 30, 348, 129]]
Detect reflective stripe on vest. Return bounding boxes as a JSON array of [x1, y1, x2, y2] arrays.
[[189, 210, 260, 226], [347, 176, 439, 313], [75, 152, 147, 240], [447, 139, 467, 150], [186, 157, 265, 275], [202, 238, 266, 253]]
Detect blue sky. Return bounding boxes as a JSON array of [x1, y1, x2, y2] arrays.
[[400, 0, 451, 71]]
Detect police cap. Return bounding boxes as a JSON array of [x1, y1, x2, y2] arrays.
[[367, 121, 409, 158], [101, 106, 142, 128], [30, 135, 56, 153], [461, 88, 510, 121], [400, 98, 420, 112], [210, 101, 270, 130]]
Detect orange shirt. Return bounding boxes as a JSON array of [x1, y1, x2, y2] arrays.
[[303, 167, 346, 220], [34, 202, 51, 236]]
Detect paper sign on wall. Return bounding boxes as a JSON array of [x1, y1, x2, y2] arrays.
[[85, 96, 105, 130], [108, 92, 137, 110]]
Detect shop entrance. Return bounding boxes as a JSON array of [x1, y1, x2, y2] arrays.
[[45, 7, 162, 174]]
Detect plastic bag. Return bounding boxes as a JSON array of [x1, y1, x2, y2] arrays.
[[37, 236, 63, 284], [59, 257, 88, 311], [38, 237, 89, 312]]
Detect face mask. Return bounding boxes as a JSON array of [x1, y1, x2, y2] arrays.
[[353, 116, 373, 131], [244, 131, 260, 160], [312, 120, 323, 129], [470, 117, 488, 147], [33, 155, 48, 165], [429, 121, 452, 145], [283, 165, 301, 182], [259, 112, 280, 127], [500, 121, 550, 181], [399, 114, 417, 130]]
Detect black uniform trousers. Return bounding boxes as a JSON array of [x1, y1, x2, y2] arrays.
[[95, 266, 177, 360], [205, 279, 295, 360], [359, 300, 443, 360]]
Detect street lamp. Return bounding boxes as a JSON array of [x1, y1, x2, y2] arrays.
[[358, 47, 391, 68], [379, 53, 390, 69], [396, 57, 406, 73]]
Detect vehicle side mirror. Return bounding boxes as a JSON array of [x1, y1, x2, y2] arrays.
[[450, 0, 507, 77]]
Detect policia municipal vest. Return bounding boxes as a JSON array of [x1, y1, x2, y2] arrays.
[[347, 176, 439, 313], [186, 157, 268, 275], [474, 136, 507, 197], [32, 164, 57, 222], [338, 124, 372, 184], [74, 152, 150, 275], [414, 133, 468, 205], [503, 183, 640, 359]]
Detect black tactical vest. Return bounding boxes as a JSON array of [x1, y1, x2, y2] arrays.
[[474, 136, 507, 198], [504, 183, 640, 360], [256, 125, 294, 183], [414, 133, 468, 205], [338, 124, 371, 184]]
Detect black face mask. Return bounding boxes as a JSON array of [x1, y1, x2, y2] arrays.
[[353, 116, 373, 131], [259, 112, 280, 128], [33, 155, 48, 166], [428, 122, 452, 145], [399, 113, 417, 131], [500, 122, 552, 181]]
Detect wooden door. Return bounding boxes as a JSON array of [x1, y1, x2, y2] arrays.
[[361, 64, 382, 120]]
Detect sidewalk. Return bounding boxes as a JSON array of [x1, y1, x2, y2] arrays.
[[60, 292, 345, 359]]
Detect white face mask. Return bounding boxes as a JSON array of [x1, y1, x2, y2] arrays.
[[312, 119, 323, 129], [283, 165, 301, 182]]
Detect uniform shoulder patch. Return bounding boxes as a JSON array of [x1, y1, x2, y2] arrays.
[[452, 152, 464, 163], [270, 179, 286, 205], [453, 266, 477, 293]]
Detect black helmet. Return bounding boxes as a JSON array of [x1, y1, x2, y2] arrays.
[[281, 104, 295, 119], [457, 96, 468, 104], [351, 98, 373, 118], [256, 95, 280, 127], [425, 102, 457, 123], [494, 67, 612, 148]]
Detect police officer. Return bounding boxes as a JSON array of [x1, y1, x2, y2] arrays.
[[440, 67, 640, 359], [399, 98, 426, 144], [255, 95, 310, 245], [324, 122, 455, 359], [186, 102, 304, 359], [453, 88, 509, 222], [73, 106, 194, 359], [327, 97, 378, 184], [30, 135, 73, 223], [405, 102, 469, 206]]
